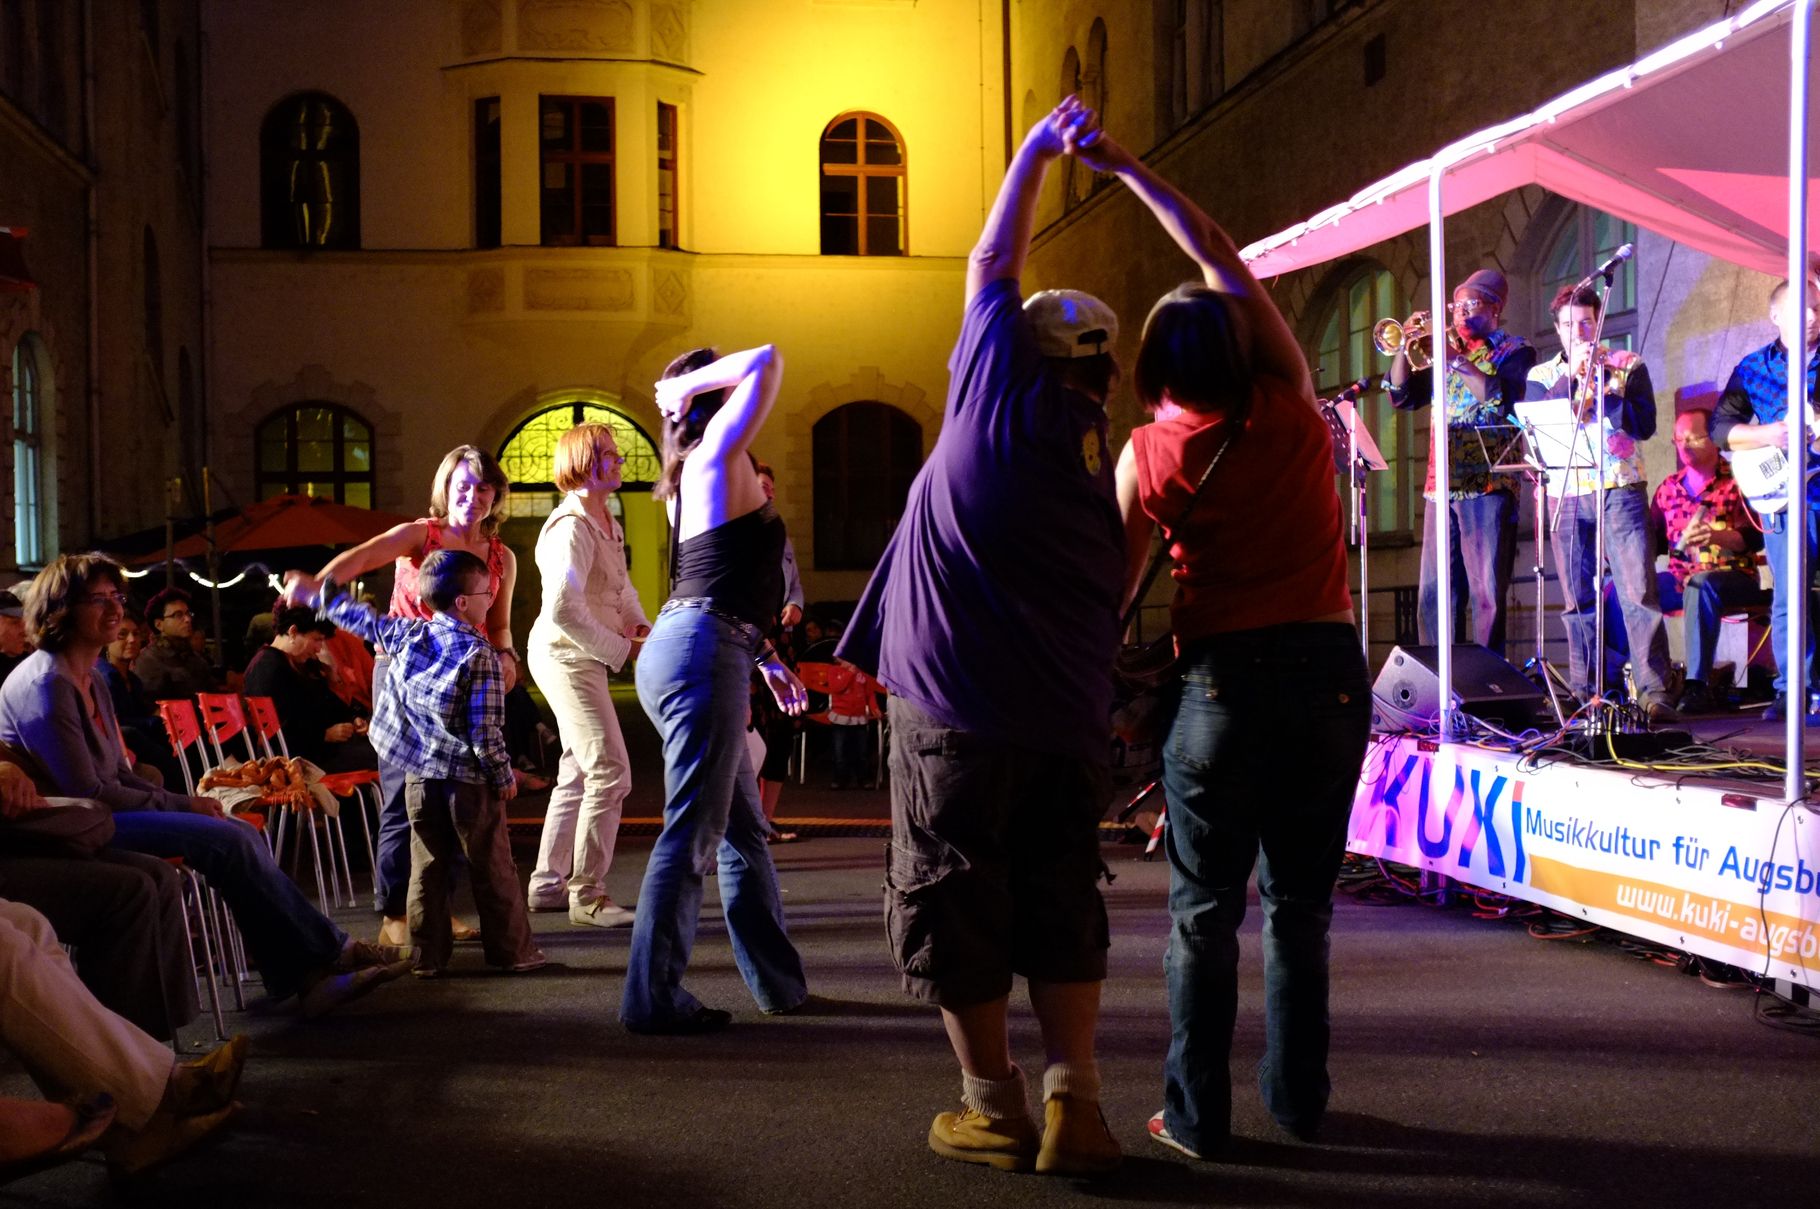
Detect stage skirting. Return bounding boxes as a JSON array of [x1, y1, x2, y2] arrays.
[[1350, 736, 1819, 993]]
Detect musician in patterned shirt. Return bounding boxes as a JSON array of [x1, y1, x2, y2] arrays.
[[1712, 275, 1820, 720], [1388, 268, 1536, 658], [1649, 409, 1766, 714]]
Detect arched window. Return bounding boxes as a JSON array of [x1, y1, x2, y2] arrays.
[[813, 402, 921, 569], [255, 404, 375, 507], [1533, 205, 1638, 356], [143, 226, 163, 378], [1159, 2, 1222, 131], [261, 92, 361, 250], [1059, 48, 1083, 210], [497, 400, 660, 519], [1084, 21, 1109, 197], [1309, 264, 1413, 535], [819, 112, 905, 256], [11, 337, 49, 567]]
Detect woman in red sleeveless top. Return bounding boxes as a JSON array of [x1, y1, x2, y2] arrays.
[[287, 446, 517, 945], [1066, 115, 1371, 1160]]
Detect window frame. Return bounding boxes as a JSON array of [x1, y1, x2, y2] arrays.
[[1308, 264, 1416, 539], [811, 401, 922, 569], [538, 94, 618, 248], [657, 101, 679, 250], [254, 403, 377, 507], [259, 91, 362, 250], [474, 95, 502, 249], [11, 338, 45, 568], [818, 111, 907, 257]]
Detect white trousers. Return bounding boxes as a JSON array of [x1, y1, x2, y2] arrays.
[[0, 899, 172, 1129], [527, 647, 633, 906]]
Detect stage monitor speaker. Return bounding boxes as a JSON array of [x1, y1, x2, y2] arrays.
[[1371, 644, 1544, 732]]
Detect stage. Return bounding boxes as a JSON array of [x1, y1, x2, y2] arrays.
[[1350, 720, 1820, 995]]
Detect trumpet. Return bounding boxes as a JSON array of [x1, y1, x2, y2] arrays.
[[1372, 307, 1464, 371]]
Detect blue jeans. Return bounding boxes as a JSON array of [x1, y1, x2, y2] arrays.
[[1762, 504, 1820, 694], [1658, 569, 1770, 684], [1159, 623, 1371, 1154], [110, 810, 347, 998], [622, 605, 808, 1026], [1553, 485, 1671, 697], [1418, 491, 1517, 657]]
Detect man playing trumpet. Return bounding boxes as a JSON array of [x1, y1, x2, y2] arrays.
[[1387, 269, 1536, 659], [1525, 284, 1676, 719]]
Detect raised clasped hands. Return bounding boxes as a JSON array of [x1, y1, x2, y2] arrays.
[[654, 376, 694, 423]]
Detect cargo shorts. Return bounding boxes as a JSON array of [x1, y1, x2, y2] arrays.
[[883, 695, 1112, 1008]]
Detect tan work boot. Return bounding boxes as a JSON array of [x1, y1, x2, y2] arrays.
[[1035, 1094, 1121, 1177], [927, 1106, 1039, 1172]]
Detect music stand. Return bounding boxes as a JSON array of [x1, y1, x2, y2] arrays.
[[1321, 397, 1390, 657]]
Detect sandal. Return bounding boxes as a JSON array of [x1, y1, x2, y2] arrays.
[[766, 830, 802, 844], [0, 1094, 116, 1186]]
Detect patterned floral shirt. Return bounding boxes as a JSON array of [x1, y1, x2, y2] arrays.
[[1389, 328, 1537, 500], [1525, 348, 1656, 495], [1648, 462, 1761, 591]]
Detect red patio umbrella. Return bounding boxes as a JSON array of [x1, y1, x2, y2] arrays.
[[134, 494, 414, 564]]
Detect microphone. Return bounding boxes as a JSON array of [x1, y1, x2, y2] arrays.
[[1333, 374, 1377, 403], [1577, 243, 1634, 289]]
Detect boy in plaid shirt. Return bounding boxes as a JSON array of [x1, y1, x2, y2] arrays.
[[292, 549, 544, 976]]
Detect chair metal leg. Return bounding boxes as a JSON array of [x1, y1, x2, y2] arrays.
[[184, 871, 228, 1041], [301, 807, 331, 907], [328, 811, 357, 909], [205, 886, 246, 1011]]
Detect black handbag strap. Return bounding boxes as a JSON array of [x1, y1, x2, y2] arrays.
[[1119, 430, 1234, 635]]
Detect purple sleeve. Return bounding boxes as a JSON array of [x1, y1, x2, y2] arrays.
[[22, 676, 184, 813], [947, 278, 1042, 426], [464, 646, 514, 794]]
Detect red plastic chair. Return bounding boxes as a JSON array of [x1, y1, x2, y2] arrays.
[[195, 693, 261, 767], [792, 662, 888, 788], [225, 693, 353, 909], [243, 694, 363, 907], [152, 700, 249, 1027]]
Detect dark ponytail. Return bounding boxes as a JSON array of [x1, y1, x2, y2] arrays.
[[653, 347, 725, 502]]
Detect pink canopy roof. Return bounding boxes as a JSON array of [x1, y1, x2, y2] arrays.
[[1241, 0, 1819, 279]]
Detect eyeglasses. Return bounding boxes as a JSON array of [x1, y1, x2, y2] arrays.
[[1452, 297, 1492, 316], [162, 608, 193, 620], [76, 592, 129, 610]]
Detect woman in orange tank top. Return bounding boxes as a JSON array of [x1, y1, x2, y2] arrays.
[[1064, 111, 1372, 1161], [286, 446, 518, 946]]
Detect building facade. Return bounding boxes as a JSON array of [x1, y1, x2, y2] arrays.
[[203, 0, 1002, 624], [1, 0, 206, 580]]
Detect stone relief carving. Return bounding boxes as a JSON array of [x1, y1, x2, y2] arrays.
[[524, 268, 635, 312], [651, 3, 688, 62], [467, 268, 506, 313], [460, 0, 503, 57], [517, 0, 635, 53]]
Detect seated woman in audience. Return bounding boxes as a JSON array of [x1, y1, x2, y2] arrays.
[[243, 604, 378, 775], [96, 613, 179, 787], [0, 553, 409, 1018]]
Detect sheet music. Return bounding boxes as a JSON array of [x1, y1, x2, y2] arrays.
[[1512, 400, 1602, 499]]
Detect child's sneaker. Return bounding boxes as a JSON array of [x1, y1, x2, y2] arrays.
[[927, 1106, 1039, 1172]]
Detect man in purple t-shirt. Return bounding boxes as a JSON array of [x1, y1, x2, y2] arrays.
[[837, 96, 1124, 1179]]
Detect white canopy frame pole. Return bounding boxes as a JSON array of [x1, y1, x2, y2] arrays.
[[1428, 165, 1456, 740], [1785, 0, 1813, 804]]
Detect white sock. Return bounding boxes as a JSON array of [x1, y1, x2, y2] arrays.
[[1043, 1060, 1101, 1102], [960, 1065, 1029, 1120]]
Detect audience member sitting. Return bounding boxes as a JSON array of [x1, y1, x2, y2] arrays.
[[0, 897, 242, 1180], [97, 614, 181, 788], [0, 590, 29, 684], [243, 604, 379, 774], [0, 755, 198, 1041], [321, 623, 375, 713], [0, 553, 410, 1018], [133, 588, 220, 701]]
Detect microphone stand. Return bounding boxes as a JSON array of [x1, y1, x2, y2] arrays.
[[1579, 268, 1620, 728]]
